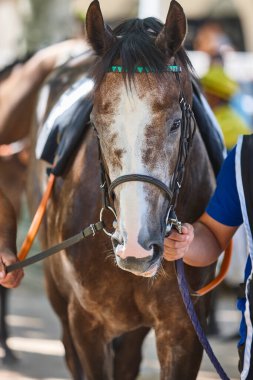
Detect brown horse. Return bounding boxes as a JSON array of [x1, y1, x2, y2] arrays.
[[0, 39, 91, 364], [28, 1, 216, 379]]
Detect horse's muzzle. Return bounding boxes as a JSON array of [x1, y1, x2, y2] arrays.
[[113, 241, 163, 277]]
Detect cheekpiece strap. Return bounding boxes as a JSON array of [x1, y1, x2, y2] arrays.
[[108, 65, 182, 73]]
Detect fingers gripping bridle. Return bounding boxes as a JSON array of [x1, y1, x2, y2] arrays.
[[95, 65, 196, 236]]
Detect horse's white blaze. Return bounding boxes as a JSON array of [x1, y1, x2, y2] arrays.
[[109, 85, 158, 258], [96, 79, 181, 263], [109, 85, 152, 176]]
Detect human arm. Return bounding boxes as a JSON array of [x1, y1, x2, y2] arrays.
[[0, 189, 24, 288], [164, 212, 237, 267], [164, 145, 241, 266]]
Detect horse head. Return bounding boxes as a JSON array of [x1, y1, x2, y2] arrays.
[[86, 0, 194, 277]]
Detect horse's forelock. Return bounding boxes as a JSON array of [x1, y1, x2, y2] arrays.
[[90, 17, 193, 89]]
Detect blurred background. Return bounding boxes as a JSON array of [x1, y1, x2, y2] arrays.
[[0, 0, 253, 379], [1, 0, 253, 122], [1, 0, 253, 54]]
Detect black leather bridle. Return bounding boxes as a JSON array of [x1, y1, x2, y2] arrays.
[[96, 69, 196, 236]]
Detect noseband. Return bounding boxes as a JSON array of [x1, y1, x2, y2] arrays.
[[96, 65, 196, 236], [109, 174, 173, 200]]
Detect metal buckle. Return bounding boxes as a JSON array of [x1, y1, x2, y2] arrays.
[[99, 206, 117, 237], [170, 218, 182, 234], [165, 207, 182, 235], [89, 224, 96, 236]]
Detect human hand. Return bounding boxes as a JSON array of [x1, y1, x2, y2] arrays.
[[0, 250, 24, 288], [164, 223, 194, 261]]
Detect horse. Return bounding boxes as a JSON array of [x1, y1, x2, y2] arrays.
[[27, 1, 217, 379], [0, 39, 91, 364]]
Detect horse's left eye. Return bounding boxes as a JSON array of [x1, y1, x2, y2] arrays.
[[170, 119, 181, 133], [91, 122, 98, 134]]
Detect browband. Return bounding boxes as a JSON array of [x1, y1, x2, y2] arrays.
[[108, 65, 182, 73]]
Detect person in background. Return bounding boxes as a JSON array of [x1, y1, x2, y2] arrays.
[[193, 22, 234, 59], [201, 64, 251, 151], [193, 21, 252, 149], [0, 188, 23, 288]]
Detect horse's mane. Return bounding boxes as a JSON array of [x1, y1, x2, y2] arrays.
[[91, 17, 194, 87]]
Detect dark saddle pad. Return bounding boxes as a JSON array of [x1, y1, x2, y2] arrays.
[[36, 76, 93, 176], [36, 77, 225, 177], [192, 80, 225, 176]]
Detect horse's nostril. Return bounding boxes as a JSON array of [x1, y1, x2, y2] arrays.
[[151, 244, 163, 262], [112, 236, 123, 250], [138, 235, 163, 254], [112, 238, 119, 250]]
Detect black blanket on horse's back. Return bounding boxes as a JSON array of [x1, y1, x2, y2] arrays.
[[192, 80, 225, 176], [35, 76, 93, 176], [36, 77, 225, 177]]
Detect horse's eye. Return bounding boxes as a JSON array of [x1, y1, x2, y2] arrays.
[[90, 122, 99, 136], [170, 119, 181, 133]]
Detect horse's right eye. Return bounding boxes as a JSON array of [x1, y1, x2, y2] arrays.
[[170, 119, 181, 133]]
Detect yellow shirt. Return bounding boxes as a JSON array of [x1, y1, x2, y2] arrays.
[[214, 104, 251, 150]]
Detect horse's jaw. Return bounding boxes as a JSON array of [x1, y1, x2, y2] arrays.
[[133, 263, 160, 278], [116, 257, 161, 278]]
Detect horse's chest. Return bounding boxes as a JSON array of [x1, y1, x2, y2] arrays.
[[81, 283, 146, 336], [60, 254, 144, 332]]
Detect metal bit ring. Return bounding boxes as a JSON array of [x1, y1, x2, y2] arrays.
[[99, 206, 117, 237]]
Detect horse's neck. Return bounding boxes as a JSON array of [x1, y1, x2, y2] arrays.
[[176, 128, 216, 223], [50, 129, 101, 232]]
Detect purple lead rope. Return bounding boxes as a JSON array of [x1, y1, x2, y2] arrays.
[[175, 259, 230, 380]]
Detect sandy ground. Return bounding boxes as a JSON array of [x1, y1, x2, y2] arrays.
[[0, 204, 241, 380]]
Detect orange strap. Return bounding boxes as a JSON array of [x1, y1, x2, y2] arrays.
[[192, 239, 233, 296], [18, 173, 56, 261]]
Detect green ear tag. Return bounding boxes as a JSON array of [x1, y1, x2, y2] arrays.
[[111, 66, 117, 72], [137, 67, 144, 73], [117, 66, 123, 73]]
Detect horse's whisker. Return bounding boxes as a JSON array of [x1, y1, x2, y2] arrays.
[[159, 263, 170, 279], [105, 252, 114, 261]]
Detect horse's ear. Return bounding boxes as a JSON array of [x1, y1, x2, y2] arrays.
[[155, 0, 187, 56], [85, 0, 115, 55]]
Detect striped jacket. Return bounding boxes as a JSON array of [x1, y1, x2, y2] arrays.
[[236, 134, 253, 380]]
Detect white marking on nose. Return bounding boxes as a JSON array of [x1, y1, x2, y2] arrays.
[[106, 83, 166, 260], [115, 182, 152, 259]]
